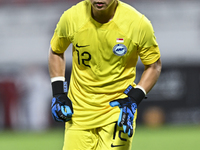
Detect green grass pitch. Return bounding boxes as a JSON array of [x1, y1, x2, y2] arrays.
[[0, 125, 199, 150]]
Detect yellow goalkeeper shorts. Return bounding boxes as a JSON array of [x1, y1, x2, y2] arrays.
[[62, 121, 136, 150]]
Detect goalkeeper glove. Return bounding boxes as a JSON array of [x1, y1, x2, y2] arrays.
[[51, 81, 73, 122], [109, 85, 146, 137]]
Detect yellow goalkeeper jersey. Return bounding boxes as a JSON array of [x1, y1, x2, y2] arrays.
[[50, 0, 160, 129]]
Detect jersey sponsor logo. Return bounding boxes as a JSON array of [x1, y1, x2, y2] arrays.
[[76, 43, 89, 48], [113, 44, 127, 56], [111, 144, 125, 147]]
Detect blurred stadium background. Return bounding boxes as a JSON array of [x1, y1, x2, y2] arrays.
[[0, 0, 200, 150]]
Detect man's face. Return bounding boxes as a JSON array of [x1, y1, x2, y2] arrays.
[[89, 0, 115, 10]]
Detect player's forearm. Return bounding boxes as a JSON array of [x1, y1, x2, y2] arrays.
[[137, 58, 162, 93], [48, 47, 66, 78]]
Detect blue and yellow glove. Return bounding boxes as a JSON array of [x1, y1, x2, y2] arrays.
[[109, 85, 146, 137], [51, 81, 73, 122]]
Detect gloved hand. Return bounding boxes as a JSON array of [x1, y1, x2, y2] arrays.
[[51, 94, 73, 122], [51, 80, 73, 122], [109, 97, 137, 137], [110, 85, 146, 137]]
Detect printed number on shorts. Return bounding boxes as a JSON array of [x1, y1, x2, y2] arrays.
[[113, 122, 127, 141]]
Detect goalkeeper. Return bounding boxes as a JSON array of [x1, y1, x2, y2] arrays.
[[48, 0, 162, 150]]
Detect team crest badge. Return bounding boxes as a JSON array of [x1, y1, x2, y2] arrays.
[[113, 44, 127, 56]]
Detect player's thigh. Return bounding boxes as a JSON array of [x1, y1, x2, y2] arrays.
[[97, 121, 135, 150], [63, 127, 98, 150]]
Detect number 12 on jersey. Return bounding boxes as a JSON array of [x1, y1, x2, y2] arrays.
[[76, 49, 91, 68]]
